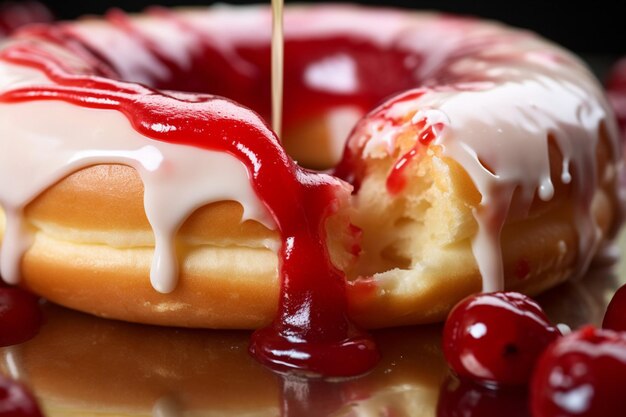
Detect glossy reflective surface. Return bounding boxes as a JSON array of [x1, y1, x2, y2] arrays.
[[2, 229, 625, 417]]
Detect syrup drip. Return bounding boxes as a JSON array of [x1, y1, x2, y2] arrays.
[[271, 0, 284, 138], [0, 35, 379, 376]]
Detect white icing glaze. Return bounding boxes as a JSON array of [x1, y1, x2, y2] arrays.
[[0, 5, 621, 297], [0, 61, 274, 293]]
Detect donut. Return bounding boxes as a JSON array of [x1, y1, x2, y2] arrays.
[[0, 4, 622, 375]]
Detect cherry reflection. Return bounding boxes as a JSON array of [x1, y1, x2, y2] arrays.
[[437, 375, 530, 417]]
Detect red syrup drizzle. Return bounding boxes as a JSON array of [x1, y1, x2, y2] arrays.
[[386, 122, 440, 195], [332, 89, 437, 196], [333, 88, 428, 191], [0, 33, 379, 377]]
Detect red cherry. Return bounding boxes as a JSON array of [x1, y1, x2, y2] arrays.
[[531, 326, 626, 417], [0, 375, 43, 417], [602, 284, 626, 331], [0, 288, 42, 346], [443, 291, 560, 386], [437, 375, 530, 417]]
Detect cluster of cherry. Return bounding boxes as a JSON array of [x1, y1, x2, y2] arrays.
[[438, 287, 626, 417]]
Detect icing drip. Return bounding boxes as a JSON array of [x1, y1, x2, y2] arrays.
[[0, 96, 274, 291], [0, 207, 31, 285]]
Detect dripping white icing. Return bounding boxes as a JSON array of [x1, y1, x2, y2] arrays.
[[0, 62, 274, 292]]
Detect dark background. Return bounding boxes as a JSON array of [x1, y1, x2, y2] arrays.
[[34, 1, 626, 79], [37, 1, 625, 54]]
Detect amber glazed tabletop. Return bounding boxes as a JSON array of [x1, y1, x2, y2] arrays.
[[0, 227, 623, 417]]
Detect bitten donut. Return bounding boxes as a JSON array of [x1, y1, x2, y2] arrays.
[[0, 4, 621, 336]]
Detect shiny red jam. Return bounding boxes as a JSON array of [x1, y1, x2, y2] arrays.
[[443, 291, 560, 386], [531, 326, 626, 417]]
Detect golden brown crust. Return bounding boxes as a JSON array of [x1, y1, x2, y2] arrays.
[[19, 235, 279, 328]]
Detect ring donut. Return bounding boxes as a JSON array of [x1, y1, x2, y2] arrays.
[[0, 5, 621, 355]]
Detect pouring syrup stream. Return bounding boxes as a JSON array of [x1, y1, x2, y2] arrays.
[[271, 0, 283, 138]]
